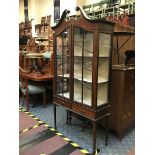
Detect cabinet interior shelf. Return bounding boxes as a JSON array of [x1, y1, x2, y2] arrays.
[[57, 74, 108, 83]]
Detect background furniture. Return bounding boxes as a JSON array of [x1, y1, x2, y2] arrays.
[[83, 0, 135, 25], [52, 7, 114, 153], [112, 23, 135, 65], [113, 31, 134, 65], [19, 20, 32, 36], [109, 64, 135, 138], [19, 67, 46, 111]]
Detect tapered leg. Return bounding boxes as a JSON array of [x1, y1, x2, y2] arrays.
[[69, 111, 72, 124], [66, 110, 69, 125], [54, 104, 57, 129], [105, 115, 109, 146], [82, 117, 86, 132], [92, 121, 96, 154]]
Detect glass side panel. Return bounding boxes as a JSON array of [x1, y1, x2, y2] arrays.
[[97, 33, 111, 106], [73, 27, 93, 106], [56, 28, 70, 98], [99, 33, 111, 57], [97, 82, 108, 106]]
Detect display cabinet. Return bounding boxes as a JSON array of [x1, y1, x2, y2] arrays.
[[52, 6, 114, 153]]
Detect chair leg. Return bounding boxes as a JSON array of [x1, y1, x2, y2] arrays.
[[26, 93, 29, 111], [19, 90, 21, 106], [22, 93, 24, 107], [19, 94, 20, 106], [43, 92, 46, 108]]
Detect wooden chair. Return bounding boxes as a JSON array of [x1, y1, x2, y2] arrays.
[[46, 15, 51, 25], [41, 16, 46, 25], [19, 67, 46, 111]]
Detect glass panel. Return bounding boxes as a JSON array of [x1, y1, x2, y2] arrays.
[[97, 33, 111, 106], [97, 83, 108, 106], [56, 28, 70, 98], [99, 33, 111, 57], [73, 27, 93, 106]]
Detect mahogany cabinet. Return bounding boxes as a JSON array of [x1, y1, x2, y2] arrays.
[[109, 64, 135, 138], [52, 6, 114, 153]]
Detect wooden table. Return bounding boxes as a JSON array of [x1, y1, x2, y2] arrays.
[[26, 72, 53, 81]]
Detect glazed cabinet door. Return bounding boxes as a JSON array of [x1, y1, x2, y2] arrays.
[[73, 27, 93, 106], [55, 28, 70, 99]]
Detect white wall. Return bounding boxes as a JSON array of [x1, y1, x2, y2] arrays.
[[19, 0, 129, 25], [60, 0, 76, 17], [19, 0, 54, 26], [59, 0, 86, 18], [28, 0, 54, 25], [76, 0, 86, 7], [19, 0, 24, 22], [84, 0, 101, 5], [84, 0, 129, 5]]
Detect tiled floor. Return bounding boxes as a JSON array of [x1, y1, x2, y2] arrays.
[[21, 102, 135, 155]]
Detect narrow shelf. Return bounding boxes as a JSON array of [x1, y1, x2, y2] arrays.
[[74, 80, 108, 106], [26, 53, 43, 58], [57, 73, 108, 83], [57, 74, 69, 78], [58, 92, 69, 98], [74, 75, 108, 83], [74, 93, 107, 106], [74, 54, 93, 57], [74, 54, 110, 58]]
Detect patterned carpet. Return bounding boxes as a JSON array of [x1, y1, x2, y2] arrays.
[[21, 101, 135, 155]]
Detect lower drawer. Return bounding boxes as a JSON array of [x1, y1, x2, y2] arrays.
[[53, 96, 71, 109], [72, 104, 95, 120]]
